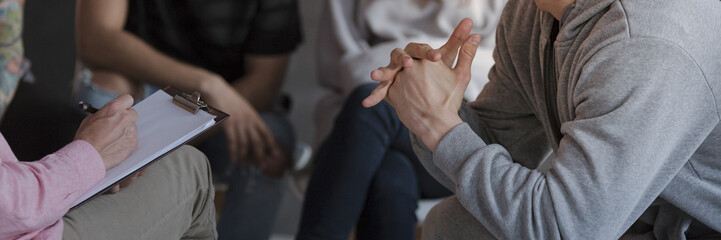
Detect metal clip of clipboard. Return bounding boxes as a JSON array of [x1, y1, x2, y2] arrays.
[[172, 91, 209, 114]]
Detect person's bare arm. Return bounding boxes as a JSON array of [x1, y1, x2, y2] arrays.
[[233, 54, 291, 111], [75, 0, 224, 94], [76, 0, 283, 170]]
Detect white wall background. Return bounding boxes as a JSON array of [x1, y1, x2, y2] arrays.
[[274, 0, 325, 237]]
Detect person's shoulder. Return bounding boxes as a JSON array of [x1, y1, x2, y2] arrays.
[[615, 0, 721, 120], [597, 0, 721, 86], [578, 0, 720, 67], [617, 0, 720, 42]]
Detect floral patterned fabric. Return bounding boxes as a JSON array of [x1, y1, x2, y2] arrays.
[[0, 0, 23, 119]]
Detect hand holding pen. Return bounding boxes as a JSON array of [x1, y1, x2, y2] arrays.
[[75, 96, 138, 170], [76, 96, 143, 193]]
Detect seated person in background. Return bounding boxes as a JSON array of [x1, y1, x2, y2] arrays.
[[296, 0, 503, 239], [365, 0, 721, 238], [0, 2, 215, 239], [74, 0, 301, 238]]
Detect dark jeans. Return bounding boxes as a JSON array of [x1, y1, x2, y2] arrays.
[[199, 112, 295, 240], [297, 83, 452, 240]]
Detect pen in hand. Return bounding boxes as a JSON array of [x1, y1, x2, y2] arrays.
[[78, 101, 99, 114]]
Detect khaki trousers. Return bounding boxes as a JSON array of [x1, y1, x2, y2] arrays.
[[62, 145, 217, 240]]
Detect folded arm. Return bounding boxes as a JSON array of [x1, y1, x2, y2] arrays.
[[411, 97, 548, 193], [426, 40, 716, 239]]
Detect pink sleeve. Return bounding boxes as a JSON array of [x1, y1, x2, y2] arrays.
[[0, 140, 105, 236]]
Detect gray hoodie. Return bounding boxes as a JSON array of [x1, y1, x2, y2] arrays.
[[412, 0, 721, 239]]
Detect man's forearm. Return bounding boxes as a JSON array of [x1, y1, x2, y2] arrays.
[[232, 55, 291, 111], [77, 30, 220, 95], [410, 132, 457, 193], [234, 74, 284, 111]]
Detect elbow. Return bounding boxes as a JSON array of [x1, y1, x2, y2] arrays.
[[76, 36, 101, 67], [75, 31, 112, 68]]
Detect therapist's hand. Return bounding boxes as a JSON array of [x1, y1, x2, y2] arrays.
[[362, 18, 475, 108], [75, 94, 139, 170], [385, 34, 481, 151]]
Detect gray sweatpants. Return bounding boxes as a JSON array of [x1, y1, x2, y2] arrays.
[[62, 145, 217, 240]]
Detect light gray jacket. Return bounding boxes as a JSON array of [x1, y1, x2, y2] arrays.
[[413, 0, 721, 239]]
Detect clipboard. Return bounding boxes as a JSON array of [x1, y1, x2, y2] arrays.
[[70, 86, 228, 211], [165, 86, 229, 123]]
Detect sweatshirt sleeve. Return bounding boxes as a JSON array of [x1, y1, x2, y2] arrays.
[[411, 23, 553, 194], [429, 39, 718, 239], [0, 140, 105, 234]]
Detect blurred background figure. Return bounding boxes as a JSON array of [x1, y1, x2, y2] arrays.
[[295, 0, 505, 239], [73, 0, 301, 239], [311, 0, 503, 145]]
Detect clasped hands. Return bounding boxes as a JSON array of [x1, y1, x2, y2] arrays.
[[362, 18, 481, 152]]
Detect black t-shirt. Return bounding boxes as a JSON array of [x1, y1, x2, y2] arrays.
[[125, 0, 302, 81]]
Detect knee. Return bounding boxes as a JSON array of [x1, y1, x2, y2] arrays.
[[336, 83, 398, 128], [422, 196, 492, 240], [423, 198, 455, 235], [348, 82, 377, 102], [170, 145, 213, 189], [340, 83, 380, 117], [368, 152, 418, 201], [179, 145, 210, 169]]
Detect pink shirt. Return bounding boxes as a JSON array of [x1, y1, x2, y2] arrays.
[[0, 133, 105, 240]]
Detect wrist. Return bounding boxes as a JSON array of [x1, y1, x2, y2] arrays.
[[417, 113, 463, 152], [197, 72, 226, 95]]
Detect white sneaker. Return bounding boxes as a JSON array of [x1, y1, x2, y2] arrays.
[[287, 141, 312, 199], [292, 141, 312, 171]]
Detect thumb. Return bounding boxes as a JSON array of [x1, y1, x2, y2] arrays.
[[453, 34, 481, 81], [105, 94, 135, 112]]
